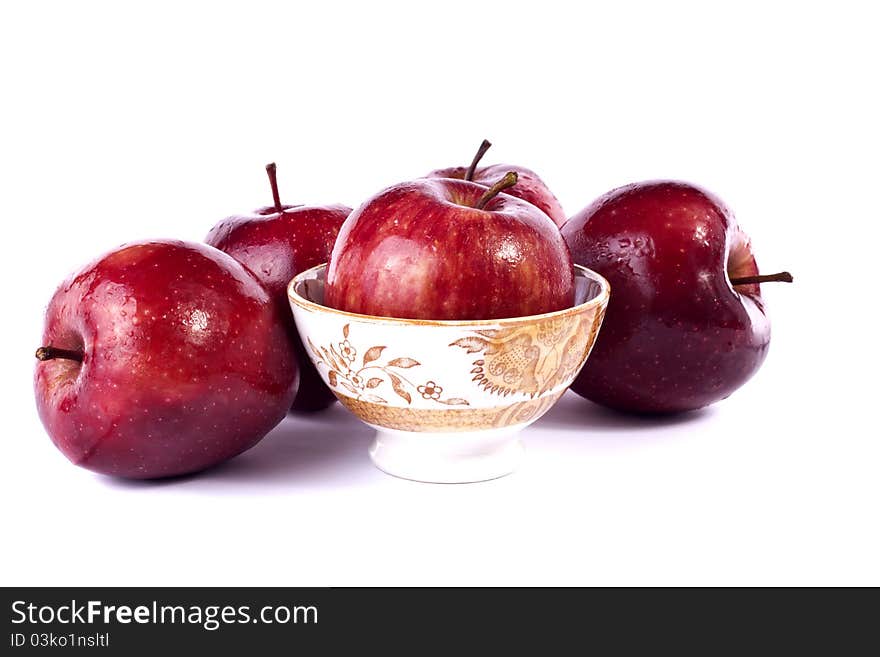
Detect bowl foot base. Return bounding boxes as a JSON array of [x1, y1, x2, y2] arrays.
[[368, 427, 524, 484]]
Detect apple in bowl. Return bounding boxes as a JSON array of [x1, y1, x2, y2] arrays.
[[326, 172, 573, 320]]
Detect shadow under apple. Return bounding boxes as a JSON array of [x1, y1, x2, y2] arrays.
[[97, 404, 378, 491], [533, 390, 715, 433], [96, 391, 716, 490]]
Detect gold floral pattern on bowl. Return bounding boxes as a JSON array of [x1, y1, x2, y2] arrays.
[[450, 306, 606, 398], [307, 323, 470, 407], [336, 390, 564, 432]]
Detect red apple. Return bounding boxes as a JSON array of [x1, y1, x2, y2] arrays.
[[427, 139, 567, 227], [34, 240, 298, 478], [561, 180, 792, 414], [326, 172, 574, 320], [206, 163, 351, 412]]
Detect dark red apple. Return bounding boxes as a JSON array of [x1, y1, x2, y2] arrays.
[[427, 139, 567, 227], [207, 163, 351, 412], [34, 240, 298, 478], [561, 180, 792, 414], [326, 172, 574, 320]]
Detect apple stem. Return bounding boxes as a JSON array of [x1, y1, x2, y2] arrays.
[[464, 139, 492, 181], [475, 171, 518, 210], [730, 271, 794, 286], [265, 162, 283, 212], [35, 346, 83, 363]]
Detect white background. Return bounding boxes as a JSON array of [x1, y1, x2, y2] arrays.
[[1, 1, 877, 586]]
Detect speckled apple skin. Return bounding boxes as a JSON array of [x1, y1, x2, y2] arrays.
[[427, 163, 567, 228], [325, 179, 574, 320], [561, 180, 769, 414], [207, 203, 351, 412], [34, 240, 298, 478]]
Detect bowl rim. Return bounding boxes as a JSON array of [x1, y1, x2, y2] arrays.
[[287, 263, 610, 327]]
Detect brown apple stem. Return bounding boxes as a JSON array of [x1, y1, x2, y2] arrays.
[[464, 139, 492, 181], [475, 171, 518, 210], [730, 271, 794, 286], [265, 162, 283, 212], [35, 346, 83, 363]]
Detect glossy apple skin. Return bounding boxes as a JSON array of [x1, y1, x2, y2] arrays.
[[325, 178, 574, 320], [34, 240, 298, 478], [207, 203, 351, 412], [427, 163, 567, 228], [561, 181, 768, 414]]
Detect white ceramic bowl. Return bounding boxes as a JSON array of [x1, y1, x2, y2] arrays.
[[288, 264, 609, 483]]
